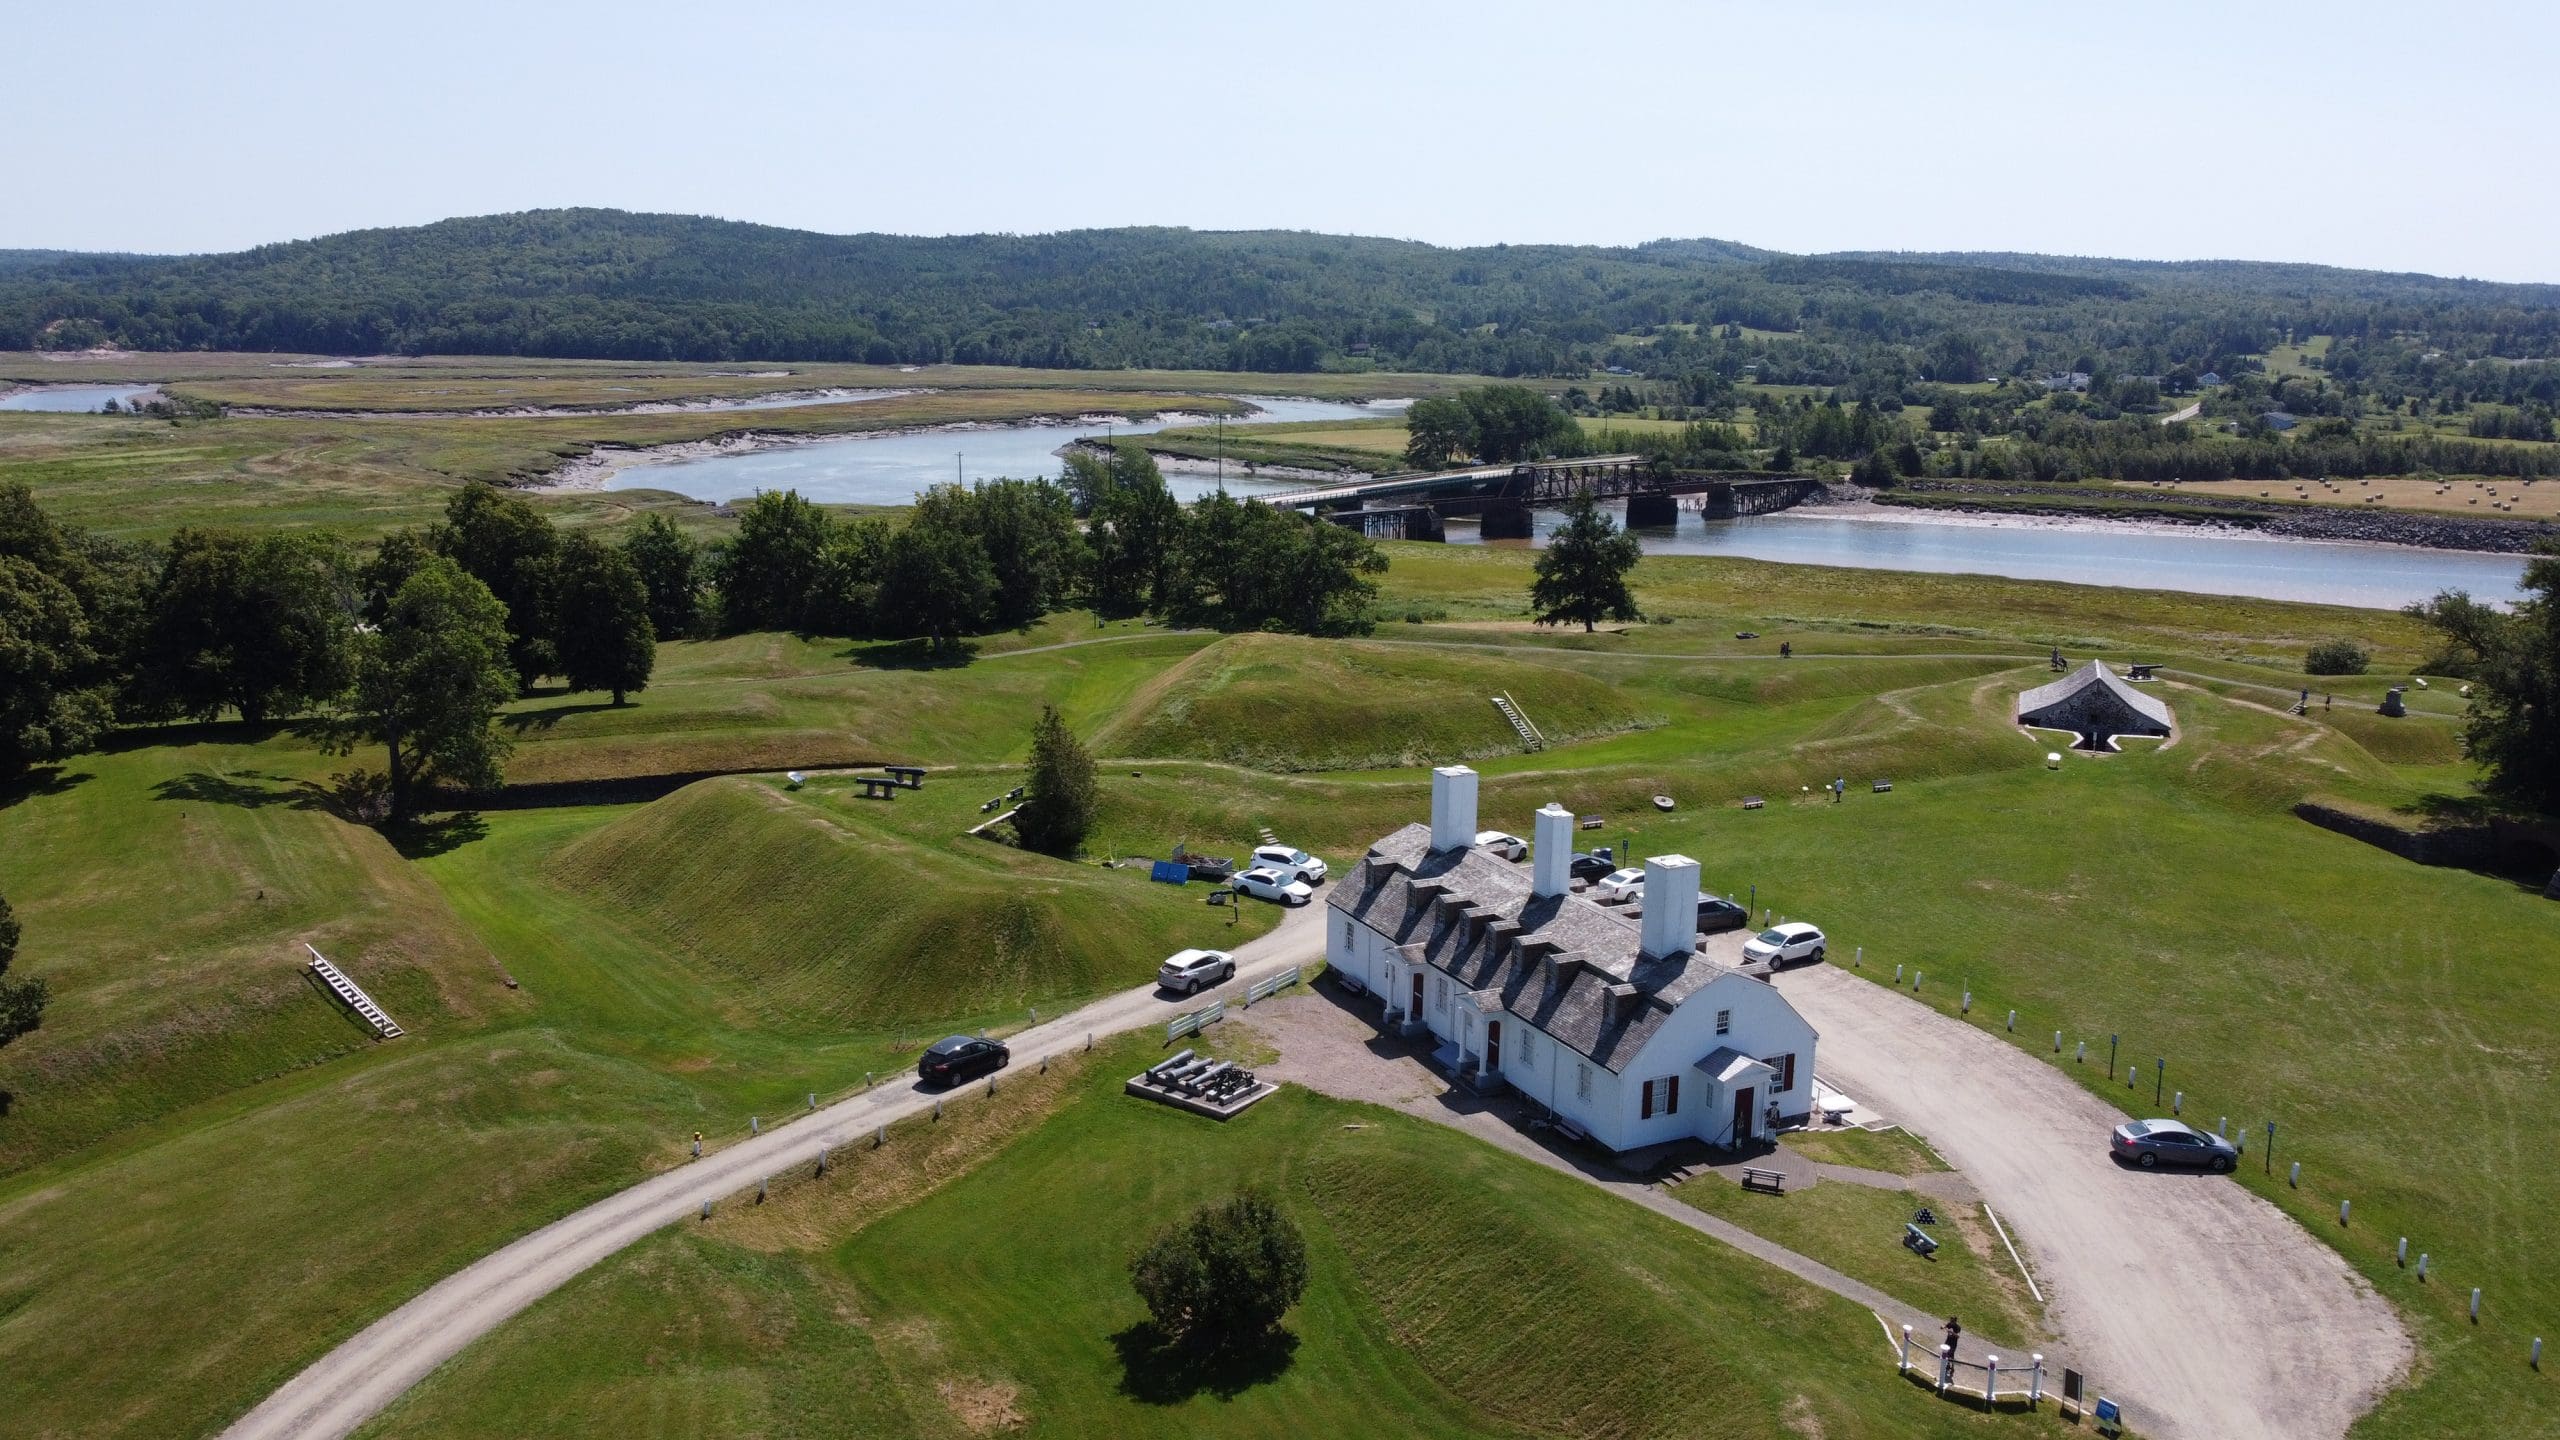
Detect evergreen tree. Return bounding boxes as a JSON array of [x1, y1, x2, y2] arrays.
[[0, 891, 45, 1057], [435, 482, 559, 691], [1529, 494, 1642, 633], [550, 535, 655, 706], [621, 514, 703, 639], [1128, 1190, 1309, 1353], [328, 556, 517, 818], [1015, 703, 1098, 857]]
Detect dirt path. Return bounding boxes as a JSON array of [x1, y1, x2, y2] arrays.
[[1775, 964, 2411, 1440], [219, 904, 1327, 1440]]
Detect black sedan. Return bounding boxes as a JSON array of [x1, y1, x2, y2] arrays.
[[1568, 851, 1617, 883], [2110, 1119, 2237, 1172], [920, 1034, 1010, 1088], [1696, 895, 1750, 934]]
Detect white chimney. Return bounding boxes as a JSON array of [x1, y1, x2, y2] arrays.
[[1429, 766, 1479, 853], [1639, 854, 1701, 958], [1532, 802, 1574, 898]]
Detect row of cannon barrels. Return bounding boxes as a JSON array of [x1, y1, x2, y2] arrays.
[[1142, 1048, 1259, 1103]]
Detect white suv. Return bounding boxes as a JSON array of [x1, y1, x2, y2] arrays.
[[1475, 830, 1528, 861], [1252, 844, 1327, 884], [1592, 867, 1647, 903], [1158, 948, 1235, 994], [1742, 922, 1827, 968]]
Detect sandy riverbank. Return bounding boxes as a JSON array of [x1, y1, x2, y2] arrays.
[[228, 386, 921, 421], [532, 409, 1213, 493]]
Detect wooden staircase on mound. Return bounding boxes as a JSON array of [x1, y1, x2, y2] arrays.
[[1491, 693, 1546, 752], [306, 944, 404, 1039]]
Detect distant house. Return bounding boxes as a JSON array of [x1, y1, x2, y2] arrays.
[[1326, 768, 1818, 1153], [2259, 410, 2299, 432], [2018, 661, 2174, 751], [2041, 371, 2093, 393], [2198, 371, 2224, 387]]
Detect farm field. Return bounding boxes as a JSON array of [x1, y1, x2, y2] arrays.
[[0, 538, 2550, 1440], [2128, 474, 2560, 520]]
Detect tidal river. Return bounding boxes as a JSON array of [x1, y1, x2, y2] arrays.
[[0, 384, 160, 411], [601, 396, 1403, 505]]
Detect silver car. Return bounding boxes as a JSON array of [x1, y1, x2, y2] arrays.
[[1232, 867, 1315, 906], [1157, 948, 1235, 995], [2110, 1119, 2238, 1172]]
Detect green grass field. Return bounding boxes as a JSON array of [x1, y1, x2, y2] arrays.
[[0, 532, 2552, 1439], [358, 1036, 2080, 1440]]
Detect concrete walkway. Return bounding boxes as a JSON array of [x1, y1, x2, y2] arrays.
[[1775, 963, 2412, 1440], [220, 903, 1329, 1440], [1236, 987, 2062, 1378]]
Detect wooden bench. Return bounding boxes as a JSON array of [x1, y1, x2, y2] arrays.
[[884, 765, 927, 790], [855, 777, 899, 800], [1740, 1166, 1787, 1193], [1741, 796, 1766, 810], [1553, 1118, 1591, 1146], [1871, 779, 1893, 793]]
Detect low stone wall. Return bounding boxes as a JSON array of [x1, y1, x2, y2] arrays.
[[2297, 802, 2560, 898]]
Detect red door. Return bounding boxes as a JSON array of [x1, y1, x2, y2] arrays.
[[1485, 1020, 1502, 1072], [1731, 1085, 1757, 1146]]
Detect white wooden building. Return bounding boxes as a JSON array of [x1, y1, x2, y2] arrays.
[[1326, 767, 1819, 1152]]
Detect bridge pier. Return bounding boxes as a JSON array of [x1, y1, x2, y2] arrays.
[[1479, 503, 1534, 541], [1624, 493, 1678, 529]]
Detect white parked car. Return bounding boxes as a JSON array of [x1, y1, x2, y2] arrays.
[[1232, 867, 1315, 906], [1592, 867, 1647, 903], [1251, 844, 1327, 884], [1157, 947, 1236, 994], [1742, 922, 1827, 968], [1475, 830, 1528, 861]]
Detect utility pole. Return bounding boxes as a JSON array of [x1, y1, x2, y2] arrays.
[[1217, 413, 1227, 492]]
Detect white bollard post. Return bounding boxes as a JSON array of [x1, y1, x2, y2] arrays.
[[1896, 962, 1905, 983], [1086, 1030, 1094, 1051], [933, 1100, 942, 1122], [1899, 1324, 1914, 1372], [2533, 1337, 2543, 1369], [1984, 1356, 1997, 1407], [808, 1092, 816, 1111], [2218, 1115, 2227, 1138], [2076, 1040, 2086, 1064], [750, 1115, 759, 1135], [874, 1125, 885, 1148], [988, 1074, 998, 1096], [2006, 1009, 2016, 1032], [758, 1176, 767, 1203], [864, 1070, 872, 1088], [691, 1138, 701, 1159], [2418, 1253, 2429, 1281], [2053, 1030, 2062, 1053], [1040, 1053, 1049, 1074], [1962, 989, 1971, 1013], [1937, 1344, 1952, 1394], [2341, 1199, 2350, 1225], [2030, 1354, 2045, 1404], [2128, 1064, 2139, 1088], [2472, 1288, 2482, 1322], [700, 1200, 711, 1221], [2290, 1161, 2301, 1187], [2173, 1090, 2183, 1115], [1913, 969, 1923, 991], [817, 1146, 828, 1175], [1855, 945, 1863, 968], [1030, 1005, 1038, 1024]]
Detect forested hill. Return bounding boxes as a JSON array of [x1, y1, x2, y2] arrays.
[[6, 208, 2560, 382]]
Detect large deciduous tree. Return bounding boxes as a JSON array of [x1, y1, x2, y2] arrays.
[[550, 535, 656, 706], [0, 558, 112, 780], [1530, 494, 1642, 632], [715, 490, 833, 633], [436, 482, 559, 691], [967, 478, 1086, 629], [330, 556, 517, 818], [0, 891, 46, 1058], [873, 507, 996, 651], [133, 529, 356, 725], [1014, 703, 1098, 857], [2408, 543, 2560, 812], [1084, 452, 1184, 619]]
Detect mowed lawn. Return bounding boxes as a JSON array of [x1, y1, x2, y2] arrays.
[[358, 1037, 2083, 1440]]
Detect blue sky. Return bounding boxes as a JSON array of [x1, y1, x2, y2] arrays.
[[8, 0, 2555, 281]]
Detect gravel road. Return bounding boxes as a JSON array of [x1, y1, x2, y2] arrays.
[[1777, 964, 2411, 1440], [219, 903, 1326, 1440]]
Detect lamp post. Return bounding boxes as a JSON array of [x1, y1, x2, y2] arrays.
[[2154, 1057, 2164, 1107]]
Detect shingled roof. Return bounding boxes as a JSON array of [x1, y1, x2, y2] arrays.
[[2018, 660, 2174, 737], [1328, 823, 1740, 1073]]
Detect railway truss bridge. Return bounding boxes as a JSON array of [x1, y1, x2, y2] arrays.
[[1255, 455, 1825, 541]]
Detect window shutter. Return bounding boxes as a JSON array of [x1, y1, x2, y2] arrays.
[[1782, 1053, 1796, 1093], [1640, 1080, 1655, 1120], [1666, 1075, 1679, 1114]]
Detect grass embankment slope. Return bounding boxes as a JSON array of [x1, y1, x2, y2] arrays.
[[549, 774, 1276, 1030], [359, 1035, 2076, 1440]]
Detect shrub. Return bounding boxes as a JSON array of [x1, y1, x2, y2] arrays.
[[2305, 639, 2371, 676], [1128, 1189, 1308, 1352]]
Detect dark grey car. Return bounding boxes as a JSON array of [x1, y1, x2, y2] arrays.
[[2110, 1118, 2237, 1172]]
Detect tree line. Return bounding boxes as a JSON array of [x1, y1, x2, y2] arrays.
[[2, 451, 1385, 815]]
